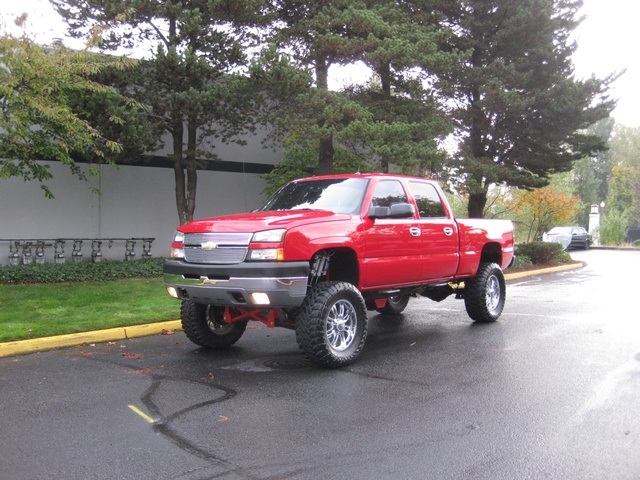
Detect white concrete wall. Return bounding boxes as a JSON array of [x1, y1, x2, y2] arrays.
[[0, 147, 279, 266]]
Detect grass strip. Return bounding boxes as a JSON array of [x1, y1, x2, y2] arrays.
[[0, 278, 180, 342]]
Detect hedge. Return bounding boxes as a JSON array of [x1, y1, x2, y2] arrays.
[[515, 242, 570, 265], [0, 257, 166, 284]]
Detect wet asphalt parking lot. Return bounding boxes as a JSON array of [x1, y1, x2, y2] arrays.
[[1, 248, 639, 479]]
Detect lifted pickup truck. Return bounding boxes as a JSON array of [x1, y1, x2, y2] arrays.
[[164, 174, 515, 367]]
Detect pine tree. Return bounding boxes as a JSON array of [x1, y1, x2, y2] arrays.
[[436, 0, 616, 217], [52, 0, 269, 224], [267, 0, 460, 176]]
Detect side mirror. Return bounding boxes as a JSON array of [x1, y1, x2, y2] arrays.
[[389, 203, 415, 218], [368, 206, 390, 219], [368, 203, 415, 219]]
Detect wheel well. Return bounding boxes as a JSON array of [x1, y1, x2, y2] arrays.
[[309, 248, 359, 286], [480, 242, 502, 265]]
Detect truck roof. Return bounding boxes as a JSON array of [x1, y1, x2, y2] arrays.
[[291, 173, 437, 182]]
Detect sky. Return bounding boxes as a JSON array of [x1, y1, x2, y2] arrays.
[[1, 0, 639, 127]]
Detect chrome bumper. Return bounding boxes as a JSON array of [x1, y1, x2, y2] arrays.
[[163, 260, 309, 308]]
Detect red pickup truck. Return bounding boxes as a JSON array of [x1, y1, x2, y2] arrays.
[[164, 174, 515, 367]]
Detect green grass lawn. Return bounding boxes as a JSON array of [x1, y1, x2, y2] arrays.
[[0, 278, 180, 342]]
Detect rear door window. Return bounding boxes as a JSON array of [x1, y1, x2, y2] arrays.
[[407, 181, 446, 218]]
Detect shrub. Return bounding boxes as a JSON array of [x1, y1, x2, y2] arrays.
[[511, 255, 533, 269], [515, 242, 566, 264], [599, 210, 628, 246], [0, 257, 165, 284]]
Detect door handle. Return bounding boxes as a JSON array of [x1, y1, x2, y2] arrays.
[[443, 227, 454, 236], [410, 227, 421, 237]]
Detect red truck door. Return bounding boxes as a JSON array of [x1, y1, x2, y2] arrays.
[[406, 180, 459, 281], [362, 179, 423, 287]]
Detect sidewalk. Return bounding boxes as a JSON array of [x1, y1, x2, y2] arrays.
[[0, 263, 582, 358]]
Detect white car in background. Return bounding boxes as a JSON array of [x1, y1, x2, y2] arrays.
[[542, 226, 592, 250]]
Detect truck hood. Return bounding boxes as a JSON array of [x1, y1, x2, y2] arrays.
[[179, 210, 352, 233]]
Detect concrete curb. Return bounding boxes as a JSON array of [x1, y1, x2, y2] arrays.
[[0, 320, 182, 359], [0, 263, 584, 358], [504, 262, 583, 280]]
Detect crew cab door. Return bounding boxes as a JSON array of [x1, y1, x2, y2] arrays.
[[406, 180, 459, 280], [362, 179, 423, 287]]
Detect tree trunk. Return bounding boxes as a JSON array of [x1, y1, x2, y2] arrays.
[[316, 54, 334, 175], [318, 136, 334, 175], [184, 118, 198, 223], [172, 116, 199, 226], [378, 62, 392, 173], [467, 191, 487, 218], [172, 116, 189, 226], [467, 77, 487, 218]]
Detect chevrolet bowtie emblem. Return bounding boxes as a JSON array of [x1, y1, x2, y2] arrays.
[[201, 241, 218, 250]]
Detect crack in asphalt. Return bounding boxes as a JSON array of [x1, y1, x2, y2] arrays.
[[74, 352, 266, 480]]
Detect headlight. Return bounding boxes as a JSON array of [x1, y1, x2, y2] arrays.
[[252, 229, 286, 242], [248, 229, 285, 261], [170, 231, 185, 259]]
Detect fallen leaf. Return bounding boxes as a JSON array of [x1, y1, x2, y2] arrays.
[[131, 368, 155, 375], [218, 415, 229, 422], [160, 329, 175, 335], [107, 342, 116, 346], [121, 352, 143, 359], [209, 372, 215, 380]]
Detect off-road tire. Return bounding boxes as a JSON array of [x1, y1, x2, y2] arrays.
[[464, 263, 506, 323], [296, 282, 368, 368], [375, 294, 410, 315], [181, 301, 247, 349]]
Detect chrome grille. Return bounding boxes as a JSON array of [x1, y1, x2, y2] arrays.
[[183, 233, 252, 264]]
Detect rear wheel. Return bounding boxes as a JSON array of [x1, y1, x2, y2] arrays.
[[375, 294, 410, 315], [296, 282, 368, 368], [464, 263, 505, 323], [181, 301, 247, 349]]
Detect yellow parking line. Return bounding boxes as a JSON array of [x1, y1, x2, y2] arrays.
[[128, 404, 156, 424]]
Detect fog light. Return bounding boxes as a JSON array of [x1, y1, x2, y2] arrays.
[[167, 287, 179, 299], [250, 292, 270, 305]]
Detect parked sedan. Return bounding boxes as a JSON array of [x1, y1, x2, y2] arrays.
[[542, 226, 592, 250]]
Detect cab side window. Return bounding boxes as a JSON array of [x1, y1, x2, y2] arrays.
[[408, 181, 446, 218], [371, 180, 408, 208]]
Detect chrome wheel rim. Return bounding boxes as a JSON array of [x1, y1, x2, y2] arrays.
[[326, 299, 357, 352], [486, 275, 501, 313]]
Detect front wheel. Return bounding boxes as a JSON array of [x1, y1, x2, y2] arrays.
[[181, 301, 248, 349], [296, 282, 368, 368], [464, 263, 506, 323]]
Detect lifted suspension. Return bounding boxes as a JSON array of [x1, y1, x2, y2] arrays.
[[222, 306, 281, 328]]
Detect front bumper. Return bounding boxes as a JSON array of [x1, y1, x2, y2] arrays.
[[163, 260, 309, 308]]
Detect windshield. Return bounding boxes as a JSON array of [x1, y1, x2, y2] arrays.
[[258, 178, 369, 215]]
